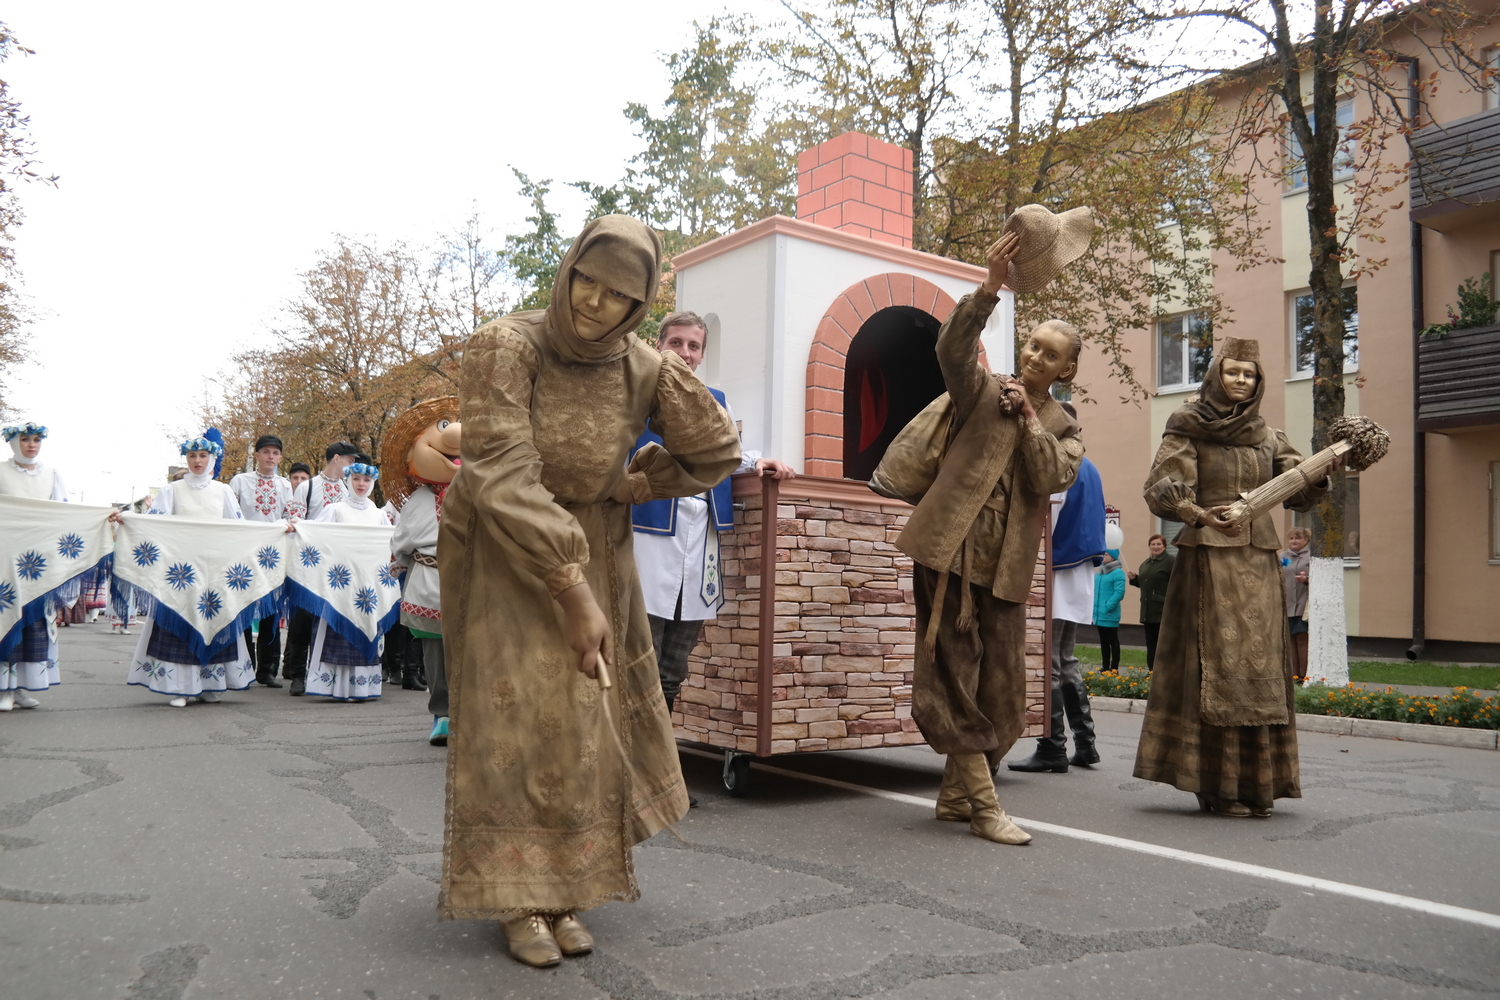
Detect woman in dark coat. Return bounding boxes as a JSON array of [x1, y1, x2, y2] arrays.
[[1128, 534, 1174, 669], [1132, 337, 1328, 818]]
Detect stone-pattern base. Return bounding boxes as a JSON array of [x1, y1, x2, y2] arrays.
[[673, 475, 1048, 756]]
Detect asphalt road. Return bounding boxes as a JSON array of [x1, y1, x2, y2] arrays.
[[3, 627, 1497, 999]]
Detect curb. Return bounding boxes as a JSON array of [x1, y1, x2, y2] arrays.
[[1090, 696, 1500, 751]]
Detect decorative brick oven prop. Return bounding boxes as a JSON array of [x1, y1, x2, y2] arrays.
[[673, 473, 1052, 776]]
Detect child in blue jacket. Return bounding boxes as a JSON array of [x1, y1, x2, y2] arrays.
[[1093, 548, 1126, 672]]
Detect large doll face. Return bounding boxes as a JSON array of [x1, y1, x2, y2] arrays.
[[409, 417, 462, 485]]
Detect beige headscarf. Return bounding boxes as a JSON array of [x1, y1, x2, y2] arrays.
[[1163, 336, 1267, 447], [546, 215, 663, 365]]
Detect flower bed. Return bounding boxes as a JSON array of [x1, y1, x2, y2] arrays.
[[1082, 670, 1500, 731]]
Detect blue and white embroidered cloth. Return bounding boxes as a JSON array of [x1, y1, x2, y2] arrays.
[[286, 521, 399, 656], [113, 513, 288, 662], [0, 495, 114, 660]]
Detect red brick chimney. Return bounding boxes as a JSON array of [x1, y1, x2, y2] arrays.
[[796, 132, 914, 248]]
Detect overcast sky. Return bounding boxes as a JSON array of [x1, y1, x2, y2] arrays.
[[5, 0, 779, 504]]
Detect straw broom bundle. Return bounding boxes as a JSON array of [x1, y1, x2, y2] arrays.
[[1223, 415, 1391, 528]]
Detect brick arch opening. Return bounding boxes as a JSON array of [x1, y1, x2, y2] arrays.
[[804, 273, 986, 479]]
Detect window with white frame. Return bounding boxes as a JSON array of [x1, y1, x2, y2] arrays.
[[1491, 461, 1500, 562], [1157, 311, 1213, 390], [1287, 97, 1355, 190], [1486, 48, 1499, 111], [1292, 286, 1359, 374]]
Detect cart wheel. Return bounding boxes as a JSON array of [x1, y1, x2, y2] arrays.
[[722, 752, 752, 796]]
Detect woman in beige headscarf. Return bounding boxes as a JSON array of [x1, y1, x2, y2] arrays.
[[1133, 337, 1328, 818], [437, 216, 740, 966]]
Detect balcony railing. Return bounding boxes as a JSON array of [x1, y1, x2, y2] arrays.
[[1417, 323, 1500, 432], [1410, 108, 1500, 232]]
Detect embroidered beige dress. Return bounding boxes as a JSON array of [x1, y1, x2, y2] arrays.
[[436, 217, 741, 919], [1132, 353, 1326, 809]]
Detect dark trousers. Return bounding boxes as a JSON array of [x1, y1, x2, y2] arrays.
[[649, 613, 704, 712], [1143, 621, 1162, 670], [245, 615, 282, 677], [282, 609, 315, 681], [910, 564, 1028, 766], [1040, 618, 1095, 753], [423, 638, 448, 717], [1097, 626, 1121, 671]]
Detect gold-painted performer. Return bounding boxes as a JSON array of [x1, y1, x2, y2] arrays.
[[436, 216, 741, 966], [1133, 336, 1329, 818], [888, 205, 1094, 846]]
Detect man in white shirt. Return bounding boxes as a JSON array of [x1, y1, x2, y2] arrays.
[[229, 434, 293, 687], [283, 441, 358, 695], [631, 312, 795, 722]]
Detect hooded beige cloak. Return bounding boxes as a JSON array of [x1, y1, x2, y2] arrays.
[[437, 216, 741, 918]]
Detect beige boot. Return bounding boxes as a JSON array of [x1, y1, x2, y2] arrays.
[[500, 913, 562, 968], [935, 756, 971, 821], [953, 753, 1032, 845]]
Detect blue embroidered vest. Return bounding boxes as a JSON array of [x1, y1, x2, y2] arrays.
[[630, 386, 735, 535]]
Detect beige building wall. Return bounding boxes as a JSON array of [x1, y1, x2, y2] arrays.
[[1084, 15, 1500, 645]]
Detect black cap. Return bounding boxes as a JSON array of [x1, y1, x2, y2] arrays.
[[254, 434, 284, 452]]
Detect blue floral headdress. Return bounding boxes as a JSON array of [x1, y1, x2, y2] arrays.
[[2, 421, 47, 442], [344, 462, 380, 480], [180, 436, 225, 458]]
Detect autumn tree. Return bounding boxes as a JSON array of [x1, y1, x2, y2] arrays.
[[1160, 0, 1493, 682], [206, 232, 482, 482], [0, 24, 58, 417]]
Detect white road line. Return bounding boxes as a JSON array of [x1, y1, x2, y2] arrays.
[[678, 747, 1500, 932]]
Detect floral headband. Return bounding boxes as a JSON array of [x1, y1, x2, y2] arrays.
[[2, 422, 47, 441], [344, 462, 379, 479], [180, 437, 224, 457]]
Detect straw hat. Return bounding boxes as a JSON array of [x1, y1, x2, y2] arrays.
[[380, 396, 459, 508], [1000, 204, 1096, 294]]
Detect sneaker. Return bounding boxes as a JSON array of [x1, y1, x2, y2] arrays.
[[199, 691, 221, 703], [0, 692, 14, 712], [15, 692, 40, 709], [168, 697, 188, 708], [429, 717, 450, 747]]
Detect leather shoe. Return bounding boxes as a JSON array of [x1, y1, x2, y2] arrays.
[[1069, 743, 1100, 767], [289, 678, 306, 696], [1007, 749, 1069, 773], [500, 914, 562, 968], [257, 673, 284, 689], [550, 911, 594, 956]]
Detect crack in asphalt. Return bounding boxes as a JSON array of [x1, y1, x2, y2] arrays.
[[575, 839, 1500, 999]]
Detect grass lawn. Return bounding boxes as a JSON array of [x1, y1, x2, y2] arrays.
[[1075, 644, 1499, 690]]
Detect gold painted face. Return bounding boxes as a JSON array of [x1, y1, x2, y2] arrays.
[[1017, 324, 1076, 396], [1220, 358, 1259, 403], [569, 270, 637, 341], [409, 417, 462, 485]]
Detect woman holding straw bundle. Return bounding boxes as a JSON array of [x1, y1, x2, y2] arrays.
[[1133, 337, 1330, 819]]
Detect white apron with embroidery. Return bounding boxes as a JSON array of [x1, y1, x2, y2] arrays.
[[0, 495, 111, 691]]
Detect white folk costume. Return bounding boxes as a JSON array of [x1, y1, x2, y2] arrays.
[[302, 466, 392, 701], [229, 470, 294, 523], [0, 422, 80, 705], [125, 439, 255, 703], [290, 472, 347, 523], [391, 485, 442, 631]]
